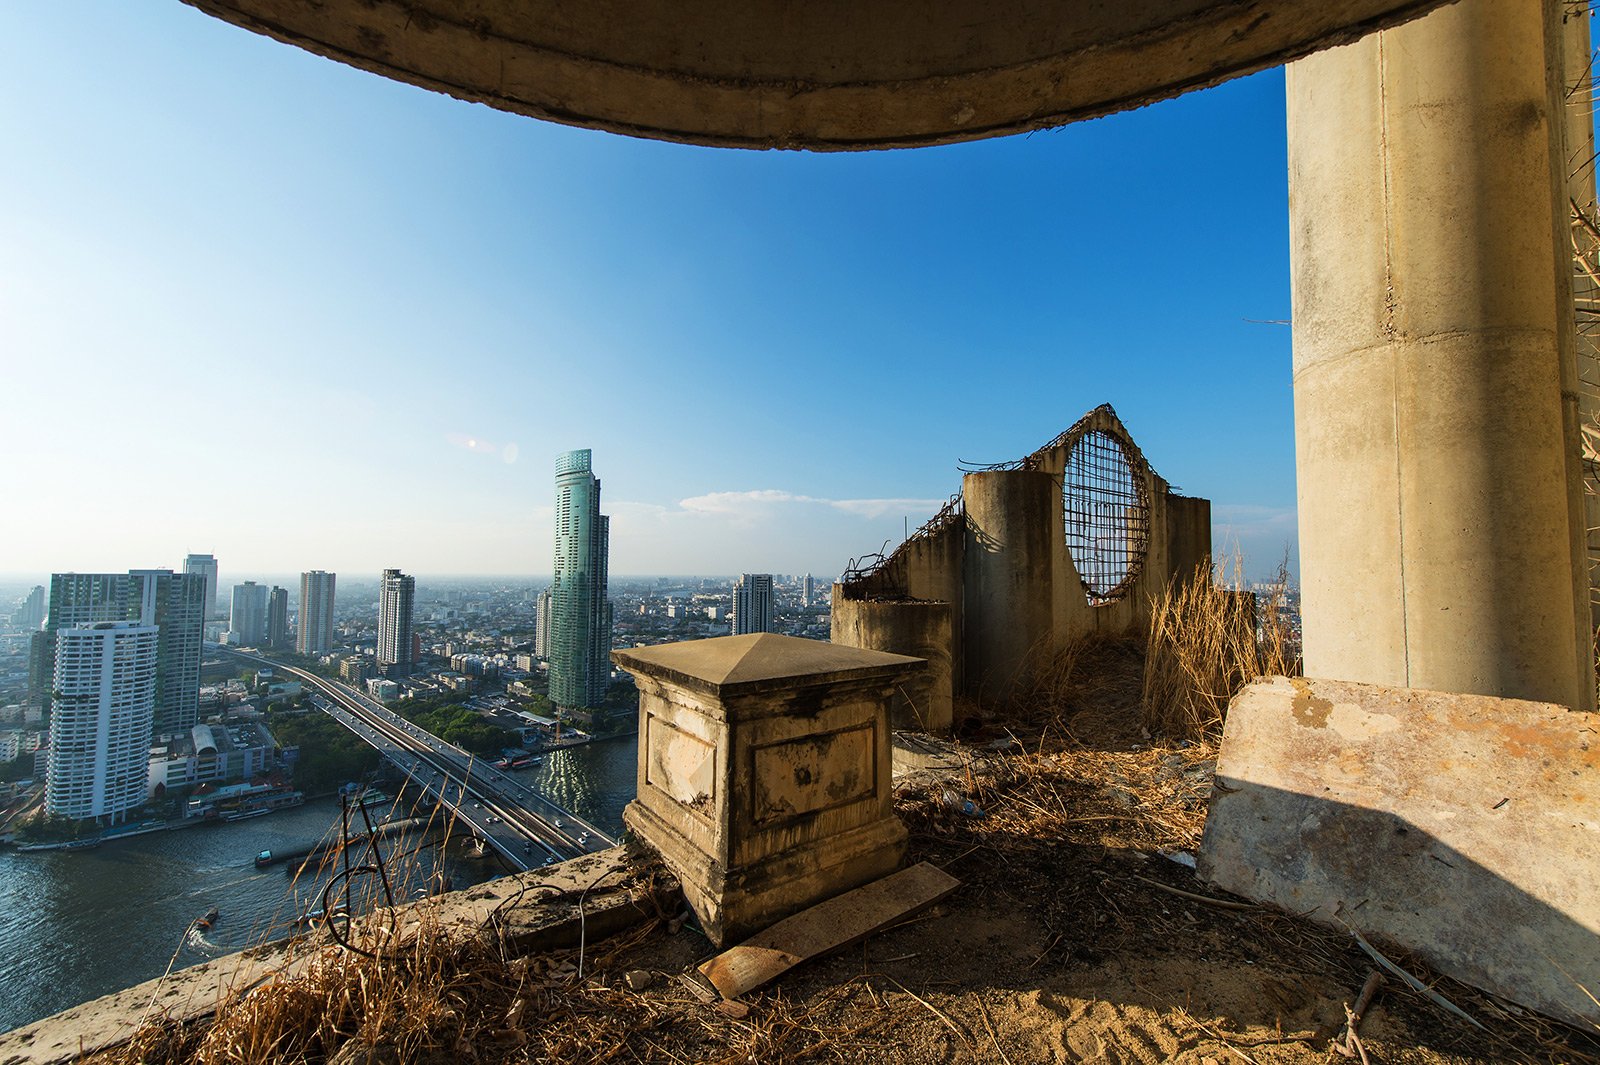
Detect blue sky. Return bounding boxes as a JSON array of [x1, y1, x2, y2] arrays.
[[0, 3, 1296, 581]]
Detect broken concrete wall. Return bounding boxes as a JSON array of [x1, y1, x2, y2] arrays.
[[833, 404, 1210, 715], [1200, 676, 1600, 1030]]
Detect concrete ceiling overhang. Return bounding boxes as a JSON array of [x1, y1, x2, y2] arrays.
[[182, 1, 1452, 150]]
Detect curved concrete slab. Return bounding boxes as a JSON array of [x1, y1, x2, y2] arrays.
[[181, 0, 1450, 150]]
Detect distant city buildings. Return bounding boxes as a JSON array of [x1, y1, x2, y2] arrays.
[[377, 568, 416, 677], [549, 449, 612, 711], [46, 621, 158, 824], [534, 589, 552, 659], [183, 553, 219, 620], [38, 570, 204, 735], [267, 586, 289, 650], [732, 574, 775, 635], [229, 581, 268, 647], [801, 573, 815, 609], [339, 656, 372, 688], [12, 586, 44, 630], [298, 570, 337, 655]]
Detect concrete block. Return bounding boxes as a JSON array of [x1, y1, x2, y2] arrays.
[[1200, 676, 1600, 1029], [614, 634, 924, 946]]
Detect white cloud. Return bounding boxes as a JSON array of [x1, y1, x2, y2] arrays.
[[673, 489, 946, 522]]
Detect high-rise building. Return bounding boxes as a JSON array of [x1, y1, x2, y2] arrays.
[[230, 581, 268, 646], [183, 553, 219, 620], [732, 574, 775, 635], [801, 574, 815, 609], [534, 589, 552, 659], [12, 585, 45, 631], [47, 621, 158, 824], [377, 569, 416, 677], [298, 570, 337, 655], [267, 586, 289, 649], [550, 450, 612, 710], [36, 571, 204, 735]]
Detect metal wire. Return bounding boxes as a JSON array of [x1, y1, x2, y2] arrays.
[[1063, 428, 1150, 604]]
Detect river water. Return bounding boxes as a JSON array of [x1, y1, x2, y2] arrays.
[[0, 735, 639, 1032]]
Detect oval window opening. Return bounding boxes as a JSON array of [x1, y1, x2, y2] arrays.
[[1063, 429, 1150, 604]]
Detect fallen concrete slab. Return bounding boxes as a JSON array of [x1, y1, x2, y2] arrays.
[[1199, 676, 1600, 1029]]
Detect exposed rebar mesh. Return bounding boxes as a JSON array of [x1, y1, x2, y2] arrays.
[[1064, 429, 1150, 604]]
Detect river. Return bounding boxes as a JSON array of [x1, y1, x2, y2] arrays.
[[0, 734, 639, 1033]]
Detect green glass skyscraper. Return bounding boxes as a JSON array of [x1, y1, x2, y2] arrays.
[[549, 449, 612, 711]]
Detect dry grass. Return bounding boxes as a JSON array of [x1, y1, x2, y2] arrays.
[[1142, 555, 1300, 741]]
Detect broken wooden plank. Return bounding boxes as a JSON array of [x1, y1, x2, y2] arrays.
[[698, 861, 959, 999]]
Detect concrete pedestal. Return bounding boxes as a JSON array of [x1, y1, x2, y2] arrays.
[[613, 634, 924, 946], [1287, 0, 1594, 709]]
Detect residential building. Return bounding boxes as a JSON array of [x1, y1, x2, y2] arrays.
[[802, 573, 815, 609], [377, 569, 415, 677], [230, 581, 268, 646], [549, 449, 612, 711], [534, 589, 552, 658], [12, 585, 44, 630], [339, 656, 372, 688], [298, 570, 337, 655], [36, 571, 204, 735], [47, 621, 158, 823], [367, 677, 399, 702], [267, 586, 289, 650], [732, 573, 775, 635], [183, 553, 220, 620]]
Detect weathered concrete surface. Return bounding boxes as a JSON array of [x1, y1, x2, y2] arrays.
[[1199, 677, 1600, 1029], [831, 597, 954, 731], [963, 469, 1056, 705], [615, 634, 921, 946], [1287, 0, 1595, 710], [183, 1, 1451, 151], [0, 847, 666, 1065]]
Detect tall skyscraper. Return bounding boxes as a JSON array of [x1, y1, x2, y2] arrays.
[[534, 589, 552, 659], [12, 585, 45, 630], [377, 569, 416, 677], [267, 586, 289, 649], [298, 570, 337, 655], [37, 571, 203, 735], [550, 450, 612, 711], [732, 574, 775, 635], [47, 621, 158, 824], [801, 574, 815, 609], [183, 553, 219, 620], [230, 582, 268, 646]]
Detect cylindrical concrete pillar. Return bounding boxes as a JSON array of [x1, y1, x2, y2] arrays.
[[961, 470, 1054, 703], [1288, 0, 1594, 708]]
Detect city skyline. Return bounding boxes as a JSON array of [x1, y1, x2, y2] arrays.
[[0, 4, 1298, 582]]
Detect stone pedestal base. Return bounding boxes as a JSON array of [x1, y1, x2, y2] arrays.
[[625, 798, 906, 945]]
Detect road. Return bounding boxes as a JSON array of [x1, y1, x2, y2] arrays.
[[218, 648, 616, 872]]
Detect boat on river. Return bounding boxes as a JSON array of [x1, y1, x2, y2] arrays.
[[195, 907, 219, 930]]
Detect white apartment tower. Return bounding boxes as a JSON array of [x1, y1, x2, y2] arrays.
[[298, 570, 337, 655], [47, 621, 158, 824], [801, 574, 815, 608], [534, 588, 552, 659], [230, 581, 268, 646], [732, 573, 775, 635], [183, 553, 219, 620], [40, 570, 204, 736], [377, 568, 416, 677]]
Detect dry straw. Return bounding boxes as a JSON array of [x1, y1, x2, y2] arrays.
[[1141, 553, 1300, 741]]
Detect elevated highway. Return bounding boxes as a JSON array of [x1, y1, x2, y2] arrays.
[[219, 648, 615, 872]]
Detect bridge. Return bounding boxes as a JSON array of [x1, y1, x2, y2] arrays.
[[218, 648, 616, 872]]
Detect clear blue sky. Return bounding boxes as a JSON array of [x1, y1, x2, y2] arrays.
[[0, 3, 1296, 582]]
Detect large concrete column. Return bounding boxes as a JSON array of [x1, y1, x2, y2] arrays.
[[1288, 0, 1594, 709], [962, 470, 1054, 703]]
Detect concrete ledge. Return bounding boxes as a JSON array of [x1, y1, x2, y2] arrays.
[[1199, 676, 1600, 1029], [0, 846, 672, 1065]]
